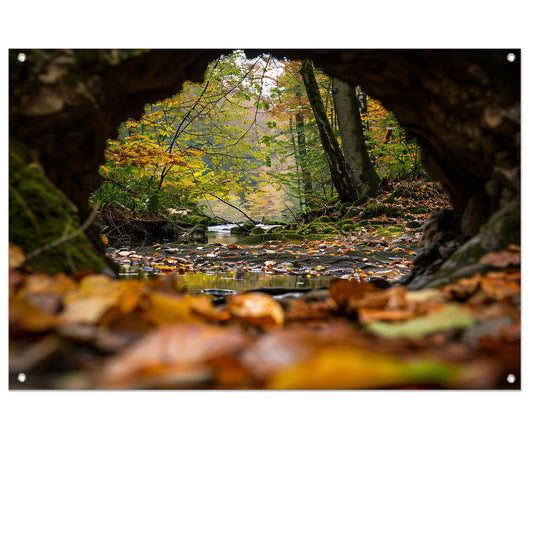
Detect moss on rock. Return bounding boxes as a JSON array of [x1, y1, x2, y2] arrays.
[[183, 215, 209, 228], [385, 206, 403, 217], [321, 226, 337, 234], [416, 199, 520, 288], [361, 199, 386, 219], [384, 185, 407, 204], [9, 136, 107, 274], [340, 202, 354, 214], [342, 207, 362, 219]]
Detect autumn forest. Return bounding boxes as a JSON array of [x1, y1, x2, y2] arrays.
[[9, 49, 520, 391]]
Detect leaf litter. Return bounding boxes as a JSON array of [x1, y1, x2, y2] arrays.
[[9, 243, 520, 389]]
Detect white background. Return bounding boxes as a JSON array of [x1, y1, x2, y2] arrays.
[[2, 2, 531, 532]]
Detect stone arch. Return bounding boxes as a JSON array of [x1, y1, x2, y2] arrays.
[[9, 49, 520, 285]]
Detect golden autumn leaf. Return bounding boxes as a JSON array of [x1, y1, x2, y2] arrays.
[[9, 242, 25, 269], [190, 294, 231, 322], [267, 345, 457, 390], [9, 297, 61, 332], [267, 348, 407, 389], [227, 292, 284, 326], [141, 292, 202, 325], [62, 294, 119, 324]]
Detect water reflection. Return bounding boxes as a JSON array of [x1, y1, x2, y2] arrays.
[[120, 268, 333, 294]]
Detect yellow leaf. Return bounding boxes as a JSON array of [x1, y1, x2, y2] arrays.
[[142, 292, 201, 325], [62, 294, 118, 324], [9, 242, 25, 269], [268, 348, 407, 389]]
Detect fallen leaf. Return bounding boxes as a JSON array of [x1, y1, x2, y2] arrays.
[[267, 347, 455, 389], [142, 292, 202, 325], [329, 279, 378, 313], [190, 295, 231, 322], [99, 323, 252, 388], [227, 292, 284, 326], [480, 249, 520, 268], [366, 303, 475, 339], [358, 307, 416, 324], [62, 294, 118, 324], [9, 297, 61, 332], [9, 242, 25, 269]]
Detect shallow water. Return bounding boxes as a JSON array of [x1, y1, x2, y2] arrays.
[[119, 268, 334, 294], [206, 223, 282, 245]]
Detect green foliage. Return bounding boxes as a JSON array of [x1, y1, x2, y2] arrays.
[[90, 53, 430, 224], [92, 51, 284, 219], [363, 98, 429, 183], [322, 226, 336, 234]]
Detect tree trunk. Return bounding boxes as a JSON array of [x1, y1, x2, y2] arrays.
[[332, 77, 380, 197], [299, 60, 360, 202], [295, 111, 312, 196]]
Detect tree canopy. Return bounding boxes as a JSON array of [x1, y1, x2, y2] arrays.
[[92, 50, 428, 221]]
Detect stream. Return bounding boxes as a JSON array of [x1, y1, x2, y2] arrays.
[[114, 223, 417, 294], [118, 223, 334, 294], [119, 269, 334, 295], [206, 223, 282, 244]]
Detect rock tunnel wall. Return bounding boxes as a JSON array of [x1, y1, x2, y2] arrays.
[[9, 49, 520, 283]]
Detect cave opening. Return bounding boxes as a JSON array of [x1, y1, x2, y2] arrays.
[[9, 48, 520, 286]]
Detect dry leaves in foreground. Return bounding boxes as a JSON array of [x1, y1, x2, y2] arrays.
[[9, 243, 521, 389]]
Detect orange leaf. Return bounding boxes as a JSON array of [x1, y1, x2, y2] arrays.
[[227, 292, 284, 326], [357, 307, 416, 325]]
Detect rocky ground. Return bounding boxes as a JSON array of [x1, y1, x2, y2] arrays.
[[107, 230, 422, 286]]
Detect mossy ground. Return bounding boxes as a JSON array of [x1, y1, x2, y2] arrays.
[[9, 136, 107, 274]]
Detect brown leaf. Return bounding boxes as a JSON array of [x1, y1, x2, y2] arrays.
[[99, 323, 252, 388], [480, 249, 520, 268], [284, 299, 333, 322], [329, 279, 378, 312], [242, 322, 367, 381]]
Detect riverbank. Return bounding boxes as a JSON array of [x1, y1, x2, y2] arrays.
[[107, 230, 421, 286]]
